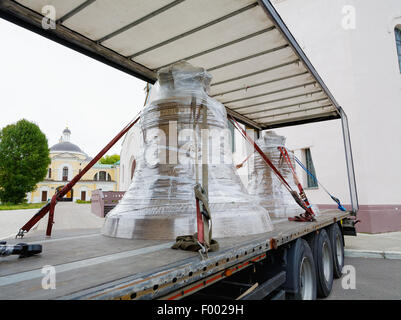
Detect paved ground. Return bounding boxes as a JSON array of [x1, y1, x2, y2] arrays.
[[345, 232, 401, 252], [0, 208, 38, 239], [344, 232, 401, 259], [327, 257, 401, 300], [0, 203, 104, 239]]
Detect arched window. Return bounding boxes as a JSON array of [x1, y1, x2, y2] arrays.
[[107, 173, 112, 181], [93, 173, 98, 181], [48, 168, 51, 179], [396, 27, 401, 72], [303, 148, 318, 188], [131, 159, 136, 180], [62, 167, 68, 181], [394, 26, 401, 72], [99, 171, 107, 181]]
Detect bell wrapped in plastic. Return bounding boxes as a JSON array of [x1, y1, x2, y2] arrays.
[[102, 62, 273, 240], [246, 131, 318, 219]]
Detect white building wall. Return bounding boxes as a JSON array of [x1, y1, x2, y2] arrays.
[[270, 0, 401, 206]]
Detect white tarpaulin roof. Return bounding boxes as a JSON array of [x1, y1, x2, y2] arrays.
[[0, 0, 342, 130]]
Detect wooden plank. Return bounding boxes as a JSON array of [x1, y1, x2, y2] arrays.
[[240, 271, 286, 300]]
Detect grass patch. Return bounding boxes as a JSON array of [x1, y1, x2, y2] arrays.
[[76, 200, 91, 204], [0, 203, 45, 210]]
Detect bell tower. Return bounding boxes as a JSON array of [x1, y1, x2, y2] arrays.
[[62, 127, 71, 142]]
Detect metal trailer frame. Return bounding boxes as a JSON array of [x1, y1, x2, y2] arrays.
[[0, 0, 157, 83], [258, 0, 358, 215], [58, 210, 349, 300], [339, 107, 359, 214], [0, 0, 359, 216]]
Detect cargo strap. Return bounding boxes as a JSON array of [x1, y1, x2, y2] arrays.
[[277, 147, 315, 222], [235, 153, 252, 169], [171, 234, 219, 252], [173, 100, 218, 257], [194, 184, 212, 249], [228, 115, 315, 222], [293, 155, 346, 212], [171, 186, 219, 256]]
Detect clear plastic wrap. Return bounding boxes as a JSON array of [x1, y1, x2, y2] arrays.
[[247, 131, 319, 219], [102, 62, 273, 240]]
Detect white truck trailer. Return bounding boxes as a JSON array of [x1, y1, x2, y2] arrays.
[[0, 0, 359, 300]]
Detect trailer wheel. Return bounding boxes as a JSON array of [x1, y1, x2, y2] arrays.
[[307, 230, 333, 297], [327, 223, 344, 279], [285, 239, 317, 300]]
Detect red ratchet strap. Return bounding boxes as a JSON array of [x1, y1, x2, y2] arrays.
[[278, 147, 315, 222], [228, 115, 315, 222], [236, 152, 252, 169], [195, 198, 204, 244]]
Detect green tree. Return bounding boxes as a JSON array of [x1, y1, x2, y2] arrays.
[[0, 119, 51, 204], [99, 154, 120, 165]]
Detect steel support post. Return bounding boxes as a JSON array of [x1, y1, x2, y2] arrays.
[[339, 107, 359, 215]]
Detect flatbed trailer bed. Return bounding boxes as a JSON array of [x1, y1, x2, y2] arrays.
[[0, 209, 349, 300]]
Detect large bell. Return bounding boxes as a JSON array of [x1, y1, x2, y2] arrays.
[[246, 131, 313, 219], [102, 62, 273, 240]]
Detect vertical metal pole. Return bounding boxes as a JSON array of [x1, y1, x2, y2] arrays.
[[202, 105, 208, 197], [339, 107, 359, 215], [201, 105, 210, 246], [193, 99, 205, 245], [244, 125, 258, 174]]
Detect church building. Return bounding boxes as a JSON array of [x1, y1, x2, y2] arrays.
[[28, 127, 120, 203]]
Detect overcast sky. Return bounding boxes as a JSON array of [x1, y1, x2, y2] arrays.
[[0, 19, 147, 157]]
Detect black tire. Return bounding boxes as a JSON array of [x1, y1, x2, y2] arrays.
[[284, 239, 317, 300], [307, 230, 333, 297], [327, 223, 344, 279]]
